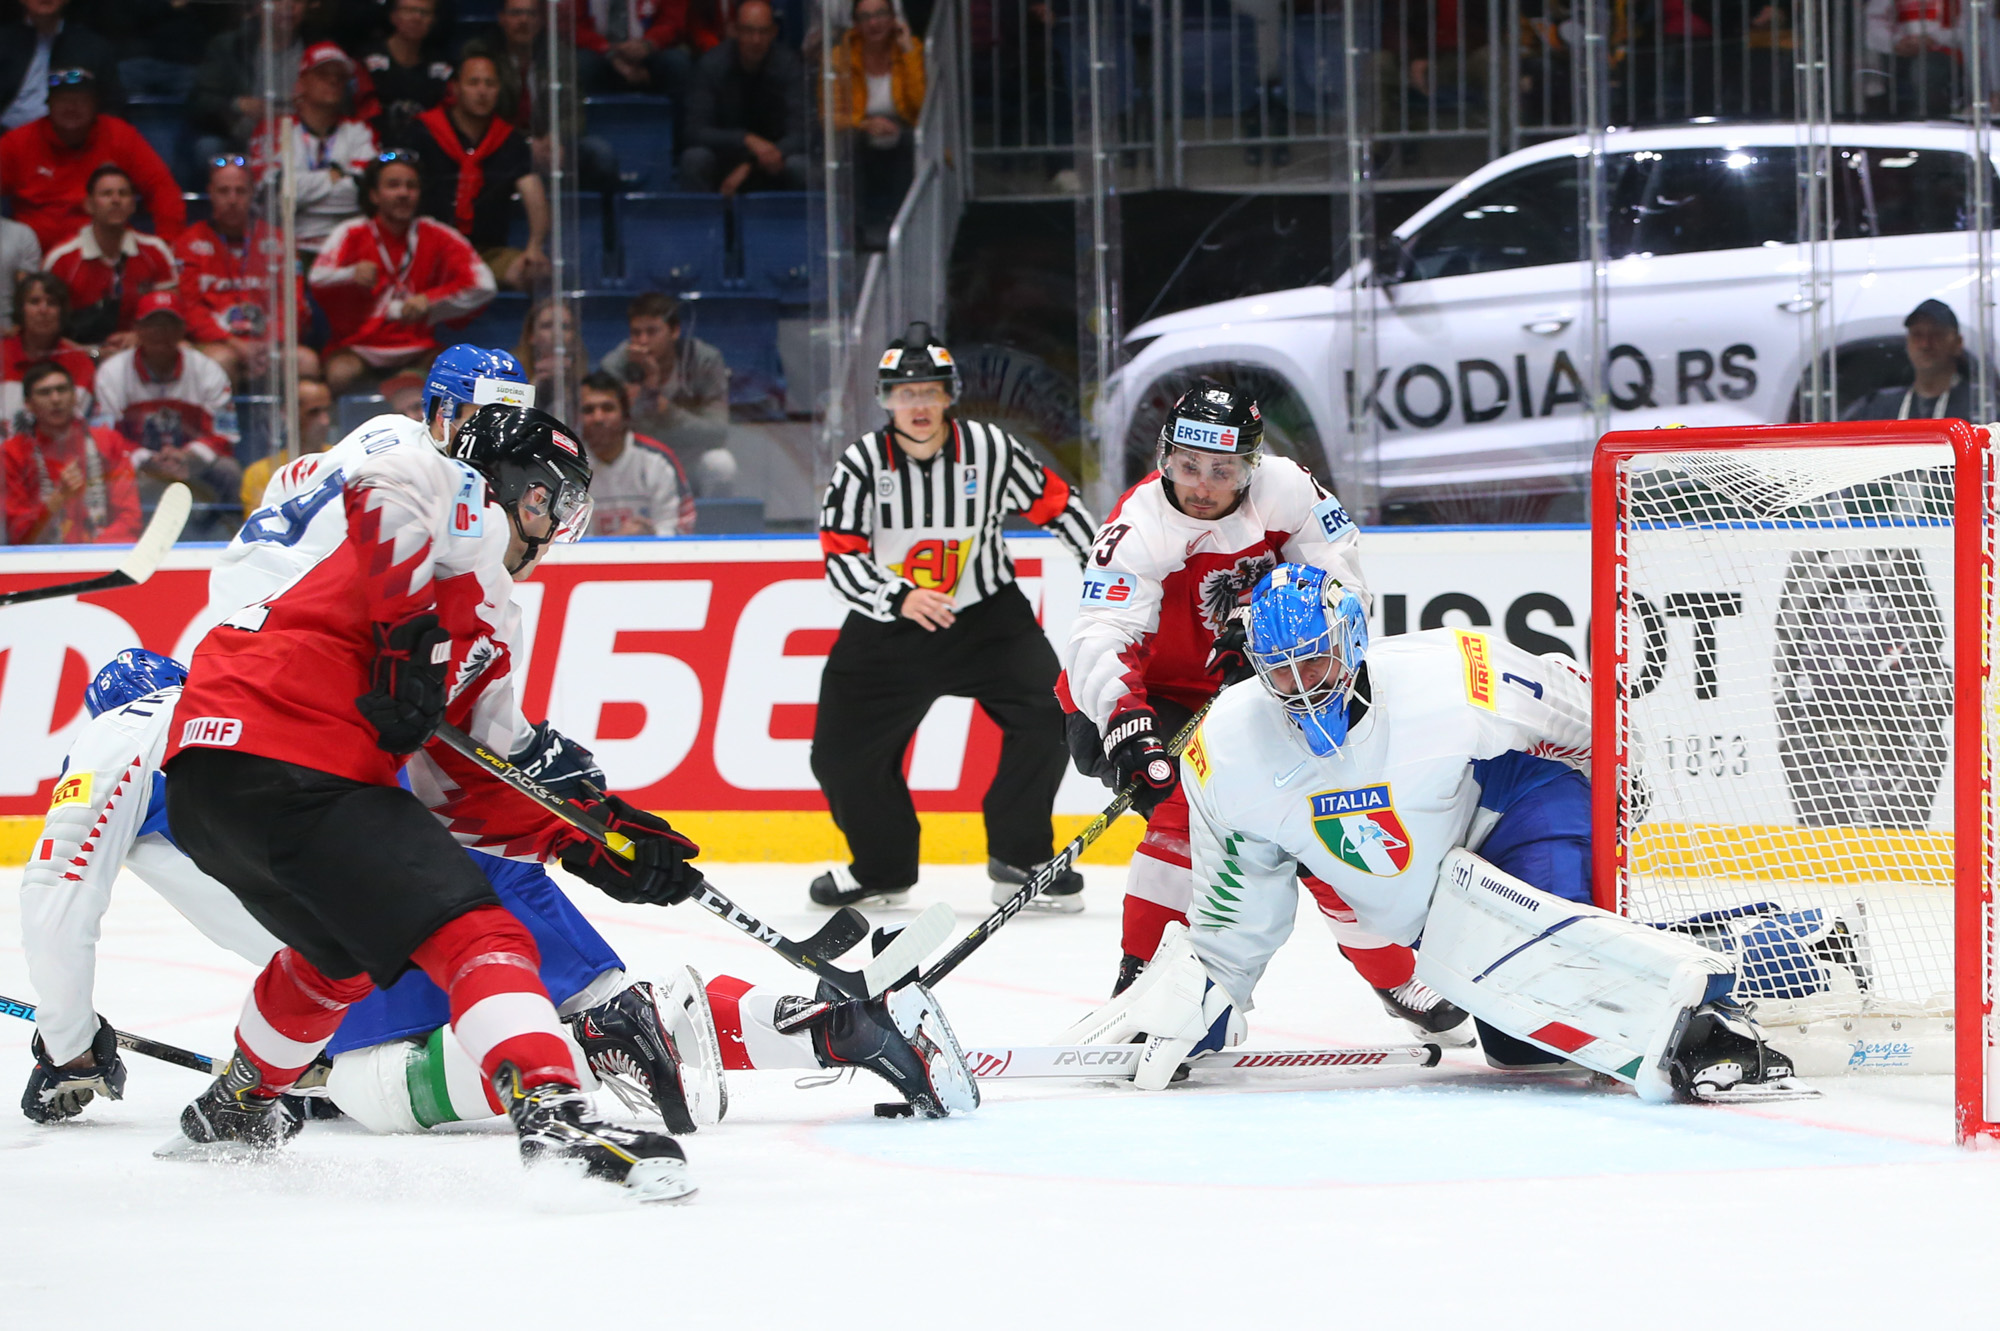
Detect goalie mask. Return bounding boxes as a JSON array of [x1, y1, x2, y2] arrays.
[[1157, 383, 1263, 519], [1246, 563, 1368, 757], [86, 647, 189, 718]]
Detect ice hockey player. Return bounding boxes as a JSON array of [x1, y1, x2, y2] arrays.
[[1069, 563, 1808, 1104], [810, 321, 1096, 912], [1056, 384, 1460, 1041]]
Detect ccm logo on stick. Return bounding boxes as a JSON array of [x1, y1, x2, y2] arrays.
[[180, 717, 243, 748]]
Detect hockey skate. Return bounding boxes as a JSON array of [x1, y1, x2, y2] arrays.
[[492, 1064, 696, 1202], [1374, 978, 1476, 1048], [809, 864, 910, 908], [1662, 1004, 1819, 1104], [569, 971, 726, 1133], [988, 856, 1084, 914], [782, 982, 979, 1118], [156, 1054, 302, 1160]]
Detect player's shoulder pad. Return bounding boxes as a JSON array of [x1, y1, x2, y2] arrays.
[[64, 689, 178, 775], [330, 415, 458, 484], [1375, 628, 1524, 716], [1255, 458, 1351, 540], [1180, 681, 1294, 797]]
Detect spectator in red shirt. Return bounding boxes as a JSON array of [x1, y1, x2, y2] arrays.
[[175, 157, 321, 386], [2, 270, 97, 437], [0, 67, 184, 254], [2, 358, 140, 545], [44, 164, 178, 352], [578, 0, 726, 99], [308, 151, 498, 394]]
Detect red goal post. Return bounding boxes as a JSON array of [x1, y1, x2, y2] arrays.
[[1590, 419, 1997, 1144]]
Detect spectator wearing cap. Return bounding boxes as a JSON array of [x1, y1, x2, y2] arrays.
[[2, 215, 42, 326], [1, 0, 124, 133], [90, 289, 242, 521], [0, 67, 184, 253], [309, 152, 497, 395], [2, 270, 96, 436], [1842, 298, 1975, 422], [2, 357, 140, 545], [681, 0, 808, 195], [597, 291, 730, 462], [239, 377, 335, 518], [256, 43, 383, 258], [392, 53, 549, 293], [44, 164, 179, 351], [357, 0, 454, 138], [577, 0, 724, 100], [175, 157, 319, 386], [577, 370, 697, 536]]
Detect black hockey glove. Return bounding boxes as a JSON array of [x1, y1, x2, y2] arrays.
[[1105, 707, 1179, 818], [560, 796, 704, 906], [1064, 707, 1113, 784], [22, 1019, 127, 1124], [1205, 608, 1254, 687], [511, 721, 606, 801], [354, 612, 452, 754]]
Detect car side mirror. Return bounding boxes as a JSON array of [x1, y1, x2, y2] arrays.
[[1371, 237, 1411, 286]]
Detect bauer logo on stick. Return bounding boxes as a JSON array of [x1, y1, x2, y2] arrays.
[[1310, 784, 1412, 875]]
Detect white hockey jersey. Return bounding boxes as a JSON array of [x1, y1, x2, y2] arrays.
[[20, 687, 282, 1064], [1179, 629, 1591, 1009]]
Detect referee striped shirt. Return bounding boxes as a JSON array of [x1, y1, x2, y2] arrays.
[[819, 418, 1096, 620]]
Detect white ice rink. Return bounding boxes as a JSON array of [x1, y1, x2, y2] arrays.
[[4, 861, 1997, 1329]]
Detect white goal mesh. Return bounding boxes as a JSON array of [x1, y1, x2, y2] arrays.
[[1603, 436, 1981, 1085]]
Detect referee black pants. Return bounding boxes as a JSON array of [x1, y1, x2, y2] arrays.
[[810, 582, 1066, 890]]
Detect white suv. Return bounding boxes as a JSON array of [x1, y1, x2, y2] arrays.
[[1105, 123, 1995, 519]]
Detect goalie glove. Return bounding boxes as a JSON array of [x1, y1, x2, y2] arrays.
[[354, 612, 451, 754], [511, 721, 607, 801], [1059, 922, 1243, 1090], [560, 796, 703, 906], [22, 1019, 127, 1124]]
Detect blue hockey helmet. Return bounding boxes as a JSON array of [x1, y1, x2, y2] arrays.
[[85, 648, 189, 718], [423, 344, 534, 434], [1246, 563, 1368, 757]]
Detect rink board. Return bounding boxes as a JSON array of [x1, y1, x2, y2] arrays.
[[0, 528, 1589, 862]]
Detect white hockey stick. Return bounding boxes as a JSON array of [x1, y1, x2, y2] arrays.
[[962, 1042, 1442, 1080], [0, 483, 192, 608]]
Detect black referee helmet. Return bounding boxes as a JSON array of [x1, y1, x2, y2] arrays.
[[876, 321, 963, 407]]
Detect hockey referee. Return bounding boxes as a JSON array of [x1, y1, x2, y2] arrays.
[[810, 322, 1096, 911]]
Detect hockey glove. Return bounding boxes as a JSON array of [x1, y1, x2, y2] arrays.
[[560, 796, 704, 906], [1204, 607, 1254, 687], [1105, 707, 1179, 817], [22, 1019, 127, 1124], [511, 721, 607, 801], [1064, 707, 1112, 784], [354, 612, 452, 754]]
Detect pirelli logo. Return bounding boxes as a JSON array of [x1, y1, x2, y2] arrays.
[[49, 773, 92, 808], [1185, 728, 1211, 784], [180, 717, 243, 748], [1456, 630, 1496, 710]]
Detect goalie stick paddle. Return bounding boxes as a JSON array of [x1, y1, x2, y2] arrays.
[[0, 483, 192, 608], [920, 698, 1216, 989], [0, 994, 224, 1076], [430, 723, 945, 999]]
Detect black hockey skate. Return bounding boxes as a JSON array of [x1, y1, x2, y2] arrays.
[[809, 865, 910, 908], [780, 982, 978, 1118], [1663, 1004, 1817, 1104], [988, 856, 1084, 914], [491, 1064, 696, 1202], [1374, 978, 1476, 1047], [569, 980, 699, 1134], [1111, 953, 1146, 997], [157, 1054, 301, 1159]]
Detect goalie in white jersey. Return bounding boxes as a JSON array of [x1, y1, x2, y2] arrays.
[[1070, 563, 1809, 1103]]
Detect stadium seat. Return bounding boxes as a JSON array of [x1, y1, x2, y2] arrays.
[[677, 291, 781, 409], [506, 193, 610, 286], [124, 96, 193, 189], [457, 290, 530, 356], [576, 290, 636, 364], [733, 192, 810, 300], [619, 193, 728, 292], [182, 193, 212, 229], [1178, 9, 1261, 121], [586, 95, 677, 190]]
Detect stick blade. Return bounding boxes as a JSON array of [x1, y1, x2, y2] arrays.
[[863, 902, 955, 997], [800, 906, 869, 961], [116, 482, 192, 586]]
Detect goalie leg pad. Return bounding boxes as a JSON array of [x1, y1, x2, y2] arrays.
[[1060, 922, 1244, 1089], [1415, 850, 1736, 1102]]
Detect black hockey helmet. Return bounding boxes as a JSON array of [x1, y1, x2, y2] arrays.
[[876, 321, 962, 407], [448, 403, 594, 570], [1157, 381, 1264, 461]]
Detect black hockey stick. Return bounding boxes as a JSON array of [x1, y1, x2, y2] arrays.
[[1, 994, 224, 1076], [921, 697, 1216, 988], [430, 723, 949, 999], [0, 483, 192, 608]]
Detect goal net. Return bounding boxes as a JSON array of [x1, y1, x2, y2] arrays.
[[1592, 420, 1996, 1142]]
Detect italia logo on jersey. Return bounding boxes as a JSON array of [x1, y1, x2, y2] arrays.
[[1310, 784, 1412, 876]]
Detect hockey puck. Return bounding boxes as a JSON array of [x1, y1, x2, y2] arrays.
[[873, 1102, 914, 1119]]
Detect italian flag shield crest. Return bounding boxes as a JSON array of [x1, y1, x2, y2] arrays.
[[1310, 784, 1413, 876]]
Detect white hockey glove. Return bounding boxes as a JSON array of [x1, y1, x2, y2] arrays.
[[1059, 922, 1243, 1090]]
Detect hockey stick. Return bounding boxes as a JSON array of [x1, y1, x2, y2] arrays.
[[0, 994, 224, 1076], [430, 723, 950, 1000], [0, 483, 192, 608], [961, 1042, 1443, 1079], [920, 698, 1216, 989]]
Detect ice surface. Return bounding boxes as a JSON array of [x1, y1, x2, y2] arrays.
[[3, 862, 1997, 1328]]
